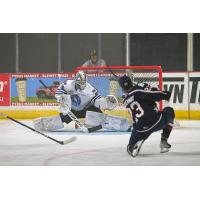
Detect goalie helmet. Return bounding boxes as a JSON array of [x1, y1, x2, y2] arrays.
[[74, 70, 87, 90], [118, 75, 133, 93]]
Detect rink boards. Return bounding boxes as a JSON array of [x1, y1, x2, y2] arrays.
[[0, 106, 199, 120], [0, 71, 200, 120]]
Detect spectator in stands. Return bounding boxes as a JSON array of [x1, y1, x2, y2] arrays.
[[82, 50, 106, 67]]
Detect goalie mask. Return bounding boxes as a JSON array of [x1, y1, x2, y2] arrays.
[[75, 70, 87, 90]]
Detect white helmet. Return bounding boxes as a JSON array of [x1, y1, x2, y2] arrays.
[[74, 70, 87, 90]]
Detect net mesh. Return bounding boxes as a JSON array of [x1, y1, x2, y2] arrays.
[[75, 66, 162, 98], [75, 66, 163, 118]]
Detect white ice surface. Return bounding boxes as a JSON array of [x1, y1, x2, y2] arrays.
[[0, 120, 200, 166]]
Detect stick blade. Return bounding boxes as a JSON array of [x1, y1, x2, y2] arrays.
[[62, 136, 77, 145], [88, 125, 102, 133]]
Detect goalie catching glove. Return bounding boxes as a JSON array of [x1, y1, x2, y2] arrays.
[[96, 95, 118, 110]]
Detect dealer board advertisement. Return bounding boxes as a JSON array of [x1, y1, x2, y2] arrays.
[[0, 71, 200, 115], [163, 72, 200, 111], [0, 72, 123, 107], [0, 74, 10, 106], [10, 73, 70, 106], [189, 72, 200, 110], [163, 72, 189, 110]]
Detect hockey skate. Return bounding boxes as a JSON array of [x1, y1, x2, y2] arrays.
[[127, 140, 144, 157], [160, 138, 171, 153]]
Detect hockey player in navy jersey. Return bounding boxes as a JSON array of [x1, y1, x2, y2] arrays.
[[118, 75, 175, 157]]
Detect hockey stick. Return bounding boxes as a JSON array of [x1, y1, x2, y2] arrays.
[[39, 79, 102, 132], [106, 65, 120, 80], [0, 112, 77, 145]]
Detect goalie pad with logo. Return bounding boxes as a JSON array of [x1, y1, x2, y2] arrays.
[[33, 115, 64, 131], [85, 111, 129, 131]]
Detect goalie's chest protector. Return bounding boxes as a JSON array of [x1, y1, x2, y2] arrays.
[[67, 82, 97, 111]]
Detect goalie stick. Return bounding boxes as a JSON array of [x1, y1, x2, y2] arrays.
[[39, 79, 102, 133], [0, 112, 77, 145]]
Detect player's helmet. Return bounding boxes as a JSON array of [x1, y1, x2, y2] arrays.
[[118, 75, 133, 93], [74, 70, 87, 90]]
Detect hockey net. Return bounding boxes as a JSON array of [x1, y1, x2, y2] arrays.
[[74, 66, 163, 120]]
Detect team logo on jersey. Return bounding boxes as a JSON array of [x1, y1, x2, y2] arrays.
[[71, 94, 81, 107]]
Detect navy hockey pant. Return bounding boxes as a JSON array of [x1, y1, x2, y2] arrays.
[[129, 107, 175, 148]]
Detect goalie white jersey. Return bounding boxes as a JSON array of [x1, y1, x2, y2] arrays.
[[55, 79, 101, 111]]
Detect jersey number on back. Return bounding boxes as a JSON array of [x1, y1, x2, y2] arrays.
[[129, 101, 144, 122]]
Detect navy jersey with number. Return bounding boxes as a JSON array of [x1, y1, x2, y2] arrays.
[[123, 84, 169, 133]]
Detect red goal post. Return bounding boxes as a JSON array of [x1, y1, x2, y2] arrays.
[[74, 66, 163, 119]]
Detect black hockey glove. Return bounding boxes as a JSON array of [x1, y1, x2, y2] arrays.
[[163, 91, 171, 101], [151, 87, 159, 91]]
